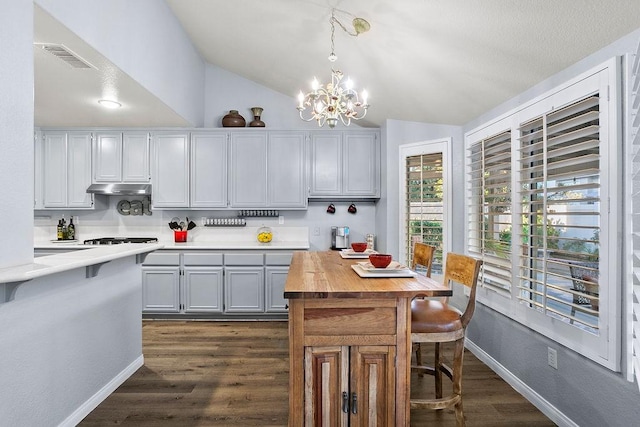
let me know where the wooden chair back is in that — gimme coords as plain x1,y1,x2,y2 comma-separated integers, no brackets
442,253,482,327
412,242,436,277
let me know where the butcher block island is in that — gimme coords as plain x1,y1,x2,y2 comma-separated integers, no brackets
284,251,452,426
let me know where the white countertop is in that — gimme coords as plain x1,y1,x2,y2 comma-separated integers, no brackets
1,243,163,283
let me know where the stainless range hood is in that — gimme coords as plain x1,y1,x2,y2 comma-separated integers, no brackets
86,183,152,196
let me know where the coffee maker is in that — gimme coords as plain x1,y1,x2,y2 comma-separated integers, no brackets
331,226,350,250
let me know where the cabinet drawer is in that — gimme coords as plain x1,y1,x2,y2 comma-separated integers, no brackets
183,252,223,266
304,306,397,336
265,252,293,265
143,252,180,266
224,253,264,266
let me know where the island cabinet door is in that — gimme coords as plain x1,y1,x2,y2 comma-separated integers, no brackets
304,345,395,426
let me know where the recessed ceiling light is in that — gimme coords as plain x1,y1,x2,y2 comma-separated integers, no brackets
98,99,121,109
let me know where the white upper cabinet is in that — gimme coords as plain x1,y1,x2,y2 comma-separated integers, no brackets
190,131,228,208
123,132,151,182
229,132,268,207
229,131,307,209
151,132,190,208
152,131,228,209
267,131,307,209
342,131,379,197
93,131,150,183
309,130,380,198
42,131,94,209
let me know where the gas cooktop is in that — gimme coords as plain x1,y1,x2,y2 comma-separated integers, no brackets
83,237,159,245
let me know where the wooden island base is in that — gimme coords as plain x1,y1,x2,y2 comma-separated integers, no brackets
284,251,451,426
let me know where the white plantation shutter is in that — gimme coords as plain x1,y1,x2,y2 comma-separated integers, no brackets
467,130,512,296
629,38,640,388
517,94,601,332
405,153,445,273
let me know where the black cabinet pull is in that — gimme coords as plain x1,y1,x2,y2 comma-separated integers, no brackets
351,392,358,414
342,391,349,413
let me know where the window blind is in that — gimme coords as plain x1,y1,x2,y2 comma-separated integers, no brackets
467,130,512,295
629,37,640,389
405,153,444,273
517,94,601,332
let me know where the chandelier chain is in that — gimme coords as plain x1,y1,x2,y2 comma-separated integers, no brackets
296,8,370,128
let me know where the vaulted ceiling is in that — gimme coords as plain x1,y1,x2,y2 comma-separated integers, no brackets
34,1,640,128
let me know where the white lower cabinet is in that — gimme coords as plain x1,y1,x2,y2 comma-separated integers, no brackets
224,267,265,312
265,266,289,312
142,252,223,314
142,250,293,317
183,267,224,313
142,266,181,312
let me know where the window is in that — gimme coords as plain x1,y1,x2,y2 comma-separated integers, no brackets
627,38,640,387
517,95,601,334
399,139,451,273
467,130,513,297
465,58,620,370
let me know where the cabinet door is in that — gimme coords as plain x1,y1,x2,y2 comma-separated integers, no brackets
43,132,68,208
183,267,223,313
267,131,307,208
265,266,289,312
93,132,122,182
142,266,180,312
229,132,268,207
66,132,93,208
343,132,379,197
224,267,265,312
122,132,150,182
309,132,342,196
152,132,189,208
304,346,349,426
190,132,228,208
350,345,395,426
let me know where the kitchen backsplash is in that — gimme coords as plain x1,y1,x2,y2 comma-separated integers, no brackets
34,198,377,251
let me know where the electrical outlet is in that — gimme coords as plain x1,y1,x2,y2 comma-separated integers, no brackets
278,215,284,225
547,347,558,369
313,226,321,236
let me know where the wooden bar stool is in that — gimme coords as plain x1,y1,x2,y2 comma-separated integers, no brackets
411,242,436,277
410,252,482,426
411,242,436,373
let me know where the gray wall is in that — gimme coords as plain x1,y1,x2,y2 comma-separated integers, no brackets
0,0,33,268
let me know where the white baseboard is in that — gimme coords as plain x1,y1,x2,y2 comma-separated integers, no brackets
465,340,577,427
58,355,144,427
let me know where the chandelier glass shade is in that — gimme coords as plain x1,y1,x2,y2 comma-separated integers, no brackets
297,9,370,128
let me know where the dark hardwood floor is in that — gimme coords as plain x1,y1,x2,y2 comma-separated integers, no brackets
79,321,556,426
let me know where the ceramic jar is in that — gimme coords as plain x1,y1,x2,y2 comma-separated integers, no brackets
222,110,246,127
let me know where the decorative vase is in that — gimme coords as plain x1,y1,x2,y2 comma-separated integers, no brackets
222,110,246,127
249,107,266,127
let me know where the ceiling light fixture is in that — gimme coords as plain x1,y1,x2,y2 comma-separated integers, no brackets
98,99,122,109
297,8,370,128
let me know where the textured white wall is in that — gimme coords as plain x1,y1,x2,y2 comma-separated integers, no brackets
35,0,206,126
0,258,143,426
0,1,33,268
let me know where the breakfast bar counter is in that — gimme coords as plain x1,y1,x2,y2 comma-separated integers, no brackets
284,250,451,425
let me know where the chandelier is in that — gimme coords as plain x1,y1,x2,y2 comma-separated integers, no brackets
297,9,370,128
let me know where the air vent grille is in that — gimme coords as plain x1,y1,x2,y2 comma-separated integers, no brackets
34,43,95,69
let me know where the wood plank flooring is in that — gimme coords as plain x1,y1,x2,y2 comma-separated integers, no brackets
79,321,556,426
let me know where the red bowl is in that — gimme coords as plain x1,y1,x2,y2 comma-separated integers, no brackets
369,254,392,268
351,242,368,252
